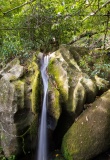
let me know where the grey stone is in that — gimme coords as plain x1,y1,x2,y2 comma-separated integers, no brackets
62,90,110,160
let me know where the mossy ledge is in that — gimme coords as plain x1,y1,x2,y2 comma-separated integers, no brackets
48,58,68,105
28,61,40,114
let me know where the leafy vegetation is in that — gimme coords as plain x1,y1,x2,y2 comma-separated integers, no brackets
0,0,110,57
0,147,15,160
79,49,110,79
0,0,110,74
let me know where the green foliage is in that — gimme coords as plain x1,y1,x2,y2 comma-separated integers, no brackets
1,155,16,160
0,147,16,160
0,0,110,63
91,63,110,79
79,50,110,79
7,155,16,160
1,35,22,57
79,55,92,73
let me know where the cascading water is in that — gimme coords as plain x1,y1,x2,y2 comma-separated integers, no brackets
37,55,49,160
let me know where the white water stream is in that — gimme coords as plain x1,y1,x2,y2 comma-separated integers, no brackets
37,55,49,160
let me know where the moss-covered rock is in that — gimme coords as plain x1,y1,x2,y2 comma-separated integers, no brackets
69,46,89,61
48,47,84,115
48,47,98,117
48,55,68,106
59,45,81,71
0,58,20,74
13,80,24,109
1,45,109,159
61,90,110,160
68,80,86,116
94,75,110,95
0,78,23,157
0,58,23,81
0,56,39,158
81,76,97,103
48,82,61,130
28,61,40,113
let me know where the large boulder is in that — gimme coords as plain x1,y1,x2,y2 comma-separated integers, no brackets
0,58,23,81
0,79,25,156
0,58,39,157
49,46,97,117
61,90,110,160
48,50,69,105
48,46,98,150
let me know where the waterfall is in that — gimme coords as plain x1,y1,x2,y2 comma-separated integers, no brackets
37,55,49,160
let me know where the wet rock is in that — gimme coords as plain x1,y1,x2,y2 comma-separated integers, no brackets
62,90,110,160
0,58,39,157
47,88,61,130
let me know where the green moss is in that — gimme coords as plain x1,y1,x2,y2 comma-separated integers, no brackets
48,82,61,121
31,73,39,113
61,120,93,160
28,61,40,113
48,59,68,104
13,80,25,109
67,81,86,115
32,52,38,62
9,75,17,81
53,88,61,120
61,92,110,160
14,80,24,89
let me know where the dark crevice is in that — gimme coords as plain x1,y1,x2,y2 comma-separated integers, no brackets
53,105,75,150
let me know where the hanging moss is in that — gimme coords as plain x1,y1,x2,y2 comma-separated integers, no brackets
28,61,40,114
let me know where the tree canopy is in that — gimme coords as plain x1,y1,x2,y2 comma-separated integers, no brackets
0,0,110,61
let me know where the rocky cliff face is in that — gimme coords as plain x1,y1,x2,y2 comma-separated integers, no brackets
0,58,38,157
0,45,110,159
48,45,110,154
